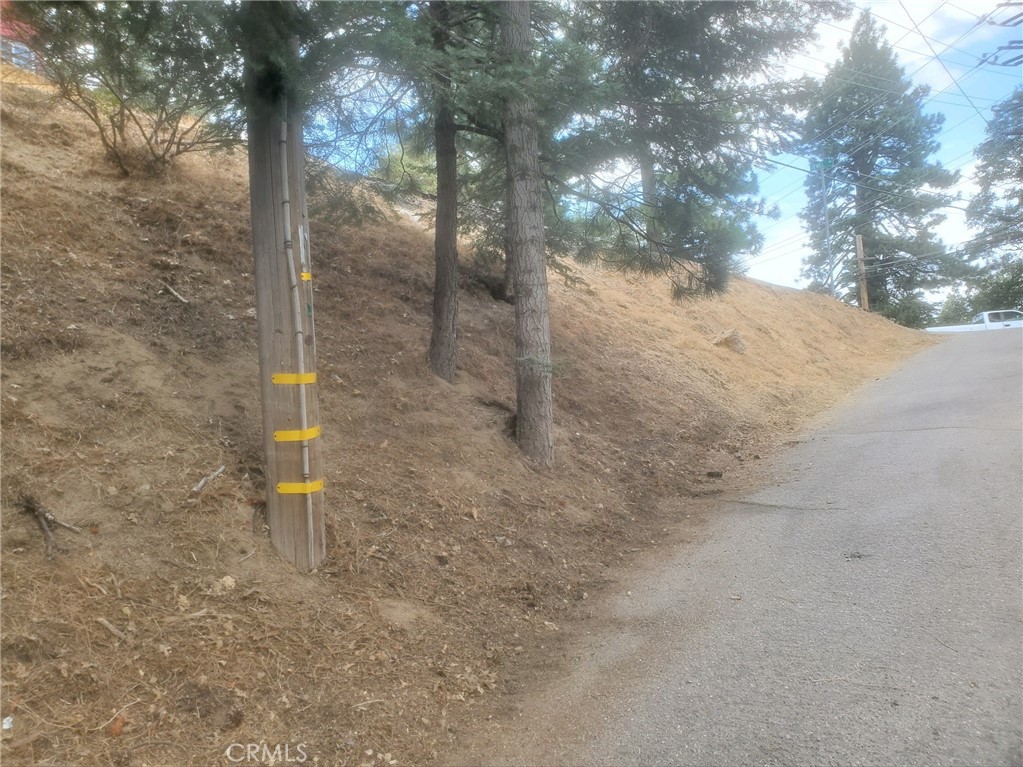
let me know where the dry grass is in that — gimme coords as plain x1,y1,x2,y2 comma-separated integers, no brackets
1,78,932,767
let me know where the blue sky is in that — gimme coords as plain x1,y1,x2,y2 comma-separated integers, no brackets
742,0,1022,289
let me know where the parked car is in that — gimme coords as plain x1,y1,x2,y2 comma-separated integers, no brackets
925,310,1023,333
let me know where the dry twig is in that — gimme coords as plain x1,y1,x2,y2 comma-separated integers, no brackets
161,281,190,304
96,617,129,642
18,493,81,559
192,465,226,494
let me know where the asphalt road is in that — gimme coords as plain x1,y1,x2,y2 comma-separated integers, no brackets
455,330,1023,767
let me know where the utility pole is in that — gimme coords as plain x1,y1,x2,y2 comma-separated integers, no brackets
245,12,326,571
855,233,870,311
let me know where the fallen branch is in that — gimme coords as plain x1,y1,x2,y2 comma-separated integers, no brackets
96,617,129,642
18,494,81,559
161,281,190,304
192,465,226,494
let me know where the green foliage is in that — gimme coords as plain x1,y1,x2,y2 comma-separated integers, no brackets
971,256,1023,311
15,1,381,175
799,11,965,325
15,2,244,175
935,290,973,325
544,0,846,299
375,143,438,197
306,160,389,228
940,256,1023,321
297,1,842,302
966,87,1023,258
882,292,935,329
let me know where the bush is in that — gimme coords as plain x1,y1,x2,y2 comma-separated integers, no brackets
15,3,243,175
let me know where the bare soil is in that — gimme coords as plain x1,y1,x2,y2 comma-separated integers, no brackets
0,71,933,767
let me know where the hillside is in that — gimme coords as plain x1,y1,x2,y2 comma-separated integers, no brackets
0,76,931,767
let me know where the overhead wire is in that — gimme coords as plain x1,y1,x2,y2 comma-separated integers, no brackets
898,0,992,126
649,4,1009,282
845,2,1023,78
797,2,994,162
750,3,983,204
830,12,995,165
744,4,1008,274
749,5,950,191
783,56,1002,106
741,138,988,272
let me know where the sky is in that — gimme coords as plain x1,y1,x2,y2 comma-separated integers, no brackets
741,0,1022,289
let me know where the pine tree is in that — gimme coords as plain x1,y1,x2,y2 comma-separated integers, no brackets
551,1,845,299
427,0,461,382
800,11,962,326
967,86,1023,259
937,89,1023,320
499,0,554,467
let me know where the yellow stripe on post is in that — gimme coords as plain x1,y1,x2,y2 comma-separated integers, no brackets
300,272,312,281
271,372,317,385
277,479,324,495
273,425,321,442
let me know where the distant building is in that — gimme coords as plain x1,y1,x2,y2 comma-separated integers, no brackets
0,1,40,74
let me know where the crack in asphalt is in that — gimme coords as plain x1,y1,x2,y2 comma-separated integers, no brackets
728,499,847,513
831,425,1022,435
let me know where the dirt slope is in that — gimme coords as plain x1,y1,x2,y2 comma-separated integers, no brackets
0,76,931,767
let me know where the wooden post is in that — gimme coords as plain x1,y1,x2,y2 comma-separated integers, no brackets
246,59,326,571
855,234,870,312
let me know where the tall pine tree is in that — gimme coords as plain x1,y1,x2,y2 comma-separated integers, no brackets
499,0,554,467
967,86,1022,259
936,86,1023,320
800,11,962,327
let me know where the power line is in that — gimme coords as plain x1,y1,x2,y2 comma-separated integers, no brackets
746,5,1011,279
750,6,952,192
751,4,1006,200
761,10,1005,244
976,1,1023,28
758,121,979,242
791,5,947,155
742,150,970,211
847,2,1022,76
807,4,995,160
742,141,988,272
898,0,992,126
784,57,1002,106
802,224,1017,283
749,112,987,257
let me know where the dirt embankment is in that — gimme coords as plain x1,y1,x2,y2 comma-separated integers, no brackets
0,76,931,767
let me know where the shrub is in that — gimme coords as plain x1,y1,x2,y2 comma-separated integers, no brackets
15,2,243,175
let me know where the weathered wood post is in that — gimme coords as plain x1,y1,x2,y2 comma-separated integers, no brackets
245,32,326,571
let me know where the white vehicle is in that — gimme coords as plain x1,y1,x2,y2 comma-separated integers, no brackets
925,309,1023,334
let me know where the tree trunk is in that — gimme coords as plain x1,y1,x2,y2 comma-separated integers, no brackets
639,147,660,247
631,10,659,251
245,8,326,571
502,180,515,302
428,0,459,382
499,0,554,467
